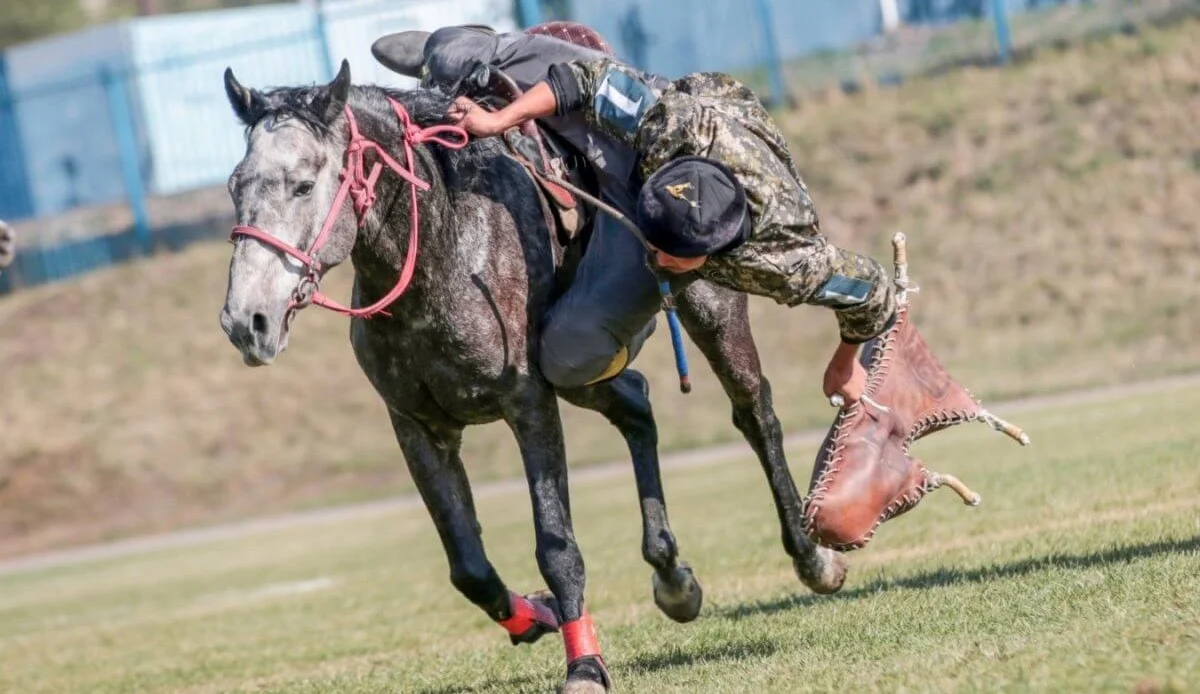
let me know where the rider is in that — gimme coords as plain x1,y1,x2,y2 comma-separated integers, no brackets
374,26,895,402
373,25,668,388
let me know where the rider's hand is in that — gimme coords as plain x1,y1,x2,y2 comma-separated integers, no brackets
447,97,508,138
823,341,866,405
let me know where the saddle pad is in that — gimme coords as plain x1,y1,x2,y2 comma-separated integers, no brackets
524,21,614,55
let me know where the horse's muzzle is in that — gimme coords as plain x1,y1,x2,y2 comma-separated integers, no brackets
220,306,287,366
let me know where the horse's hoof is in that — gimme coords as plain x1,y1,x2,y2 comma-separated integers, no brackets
559,680,608,694
794,546,849,595
560,655,612,693
652,562,704,623
508,590,561,646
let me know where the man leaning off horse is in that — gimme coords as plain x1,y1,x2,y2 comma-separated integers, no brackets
450,54,899,401
373,25,677,391
375,27,895,403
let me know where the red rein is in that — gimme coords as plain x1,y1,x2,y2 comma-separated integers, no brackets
231,99,469,319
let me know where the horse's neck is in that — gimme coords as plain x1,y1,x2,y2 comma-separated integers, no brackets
349,146,456,306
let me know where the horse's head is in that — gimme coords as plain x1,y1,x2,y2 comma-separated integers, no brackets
218,61,357,366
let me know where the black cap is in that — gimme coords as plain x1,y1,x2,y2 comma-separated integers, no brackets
636,157,751,258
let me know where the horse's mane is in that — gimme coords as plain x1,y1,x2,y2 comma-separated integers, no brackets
247,83,505,190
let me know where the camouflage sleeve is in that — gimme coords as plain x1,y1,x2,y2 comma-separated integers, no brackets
812,247,897,344
544,59,663,153
706,234,896,344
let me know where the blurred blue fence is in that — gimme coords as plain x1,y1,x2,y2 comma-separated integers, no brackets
0,0,1194,295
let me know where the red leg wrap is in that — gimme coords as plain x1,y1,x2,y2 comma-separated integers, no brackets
498,591,558,637
561,613,602,663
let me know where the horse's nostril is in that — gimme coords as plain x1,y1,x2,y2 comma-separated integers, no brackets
251,312,269,336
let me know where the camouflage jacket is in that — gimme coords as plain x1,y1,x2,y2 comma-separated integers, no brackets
545,59,896,343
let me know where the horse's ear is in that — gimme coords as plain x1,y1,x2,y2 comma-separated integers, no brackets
224,67,266,126
317,60,352,124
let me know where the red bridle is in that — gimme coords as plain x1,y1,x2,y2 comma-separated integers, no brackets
230,98,469,319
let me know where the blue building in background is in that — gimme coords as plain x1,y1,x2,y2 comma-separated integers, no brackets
0,56,33,220
0,0,516,222
4,23,143,220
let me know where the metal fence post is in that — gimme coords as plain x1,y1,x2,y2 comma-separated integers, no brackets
879,0,902,33
991,0,1013,64
753,0,790,106
0,57,34,220
517,0,543,27
313,0,336,81
100,67,153,255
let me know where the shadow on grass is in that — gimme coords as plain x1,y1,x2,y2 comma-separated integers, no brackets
411,637,779,693
411,671,550,694
393,538,1200,692
619,636,778,674
719,534,1200,621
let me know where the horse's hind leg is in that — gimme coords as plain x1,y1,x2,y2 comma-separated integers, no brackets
387,410,559,646
504,382,612,694
676,281,849,594
558,370,703,623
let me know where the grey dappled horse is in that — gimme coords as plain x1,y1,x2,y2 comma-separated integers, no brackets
218,61,844,692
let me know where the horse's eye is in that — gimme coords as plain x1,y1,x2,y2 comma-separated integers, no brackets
294,181,315,197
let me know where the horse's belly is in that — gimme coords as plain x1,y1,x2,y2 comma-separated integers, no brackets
425,375,508,424
355,324,524,427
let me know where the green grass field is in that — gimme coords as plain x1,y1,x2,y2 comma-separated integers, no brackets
1,380,1196,694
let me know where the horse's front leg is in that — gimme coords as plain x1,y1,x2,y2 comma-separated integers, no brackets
504,384,612,694
676,281,849,594
387,409,560,645
557,370,703,624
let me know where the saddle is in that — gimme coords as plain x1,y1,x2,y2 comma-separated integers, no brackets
482,69,591,246
524,20,614,54
802,233,1031,551
470,21,615,246
372,21,611,247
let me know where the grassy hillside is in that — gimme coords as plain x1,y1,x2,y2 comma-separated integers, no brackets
1,17,1198,556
